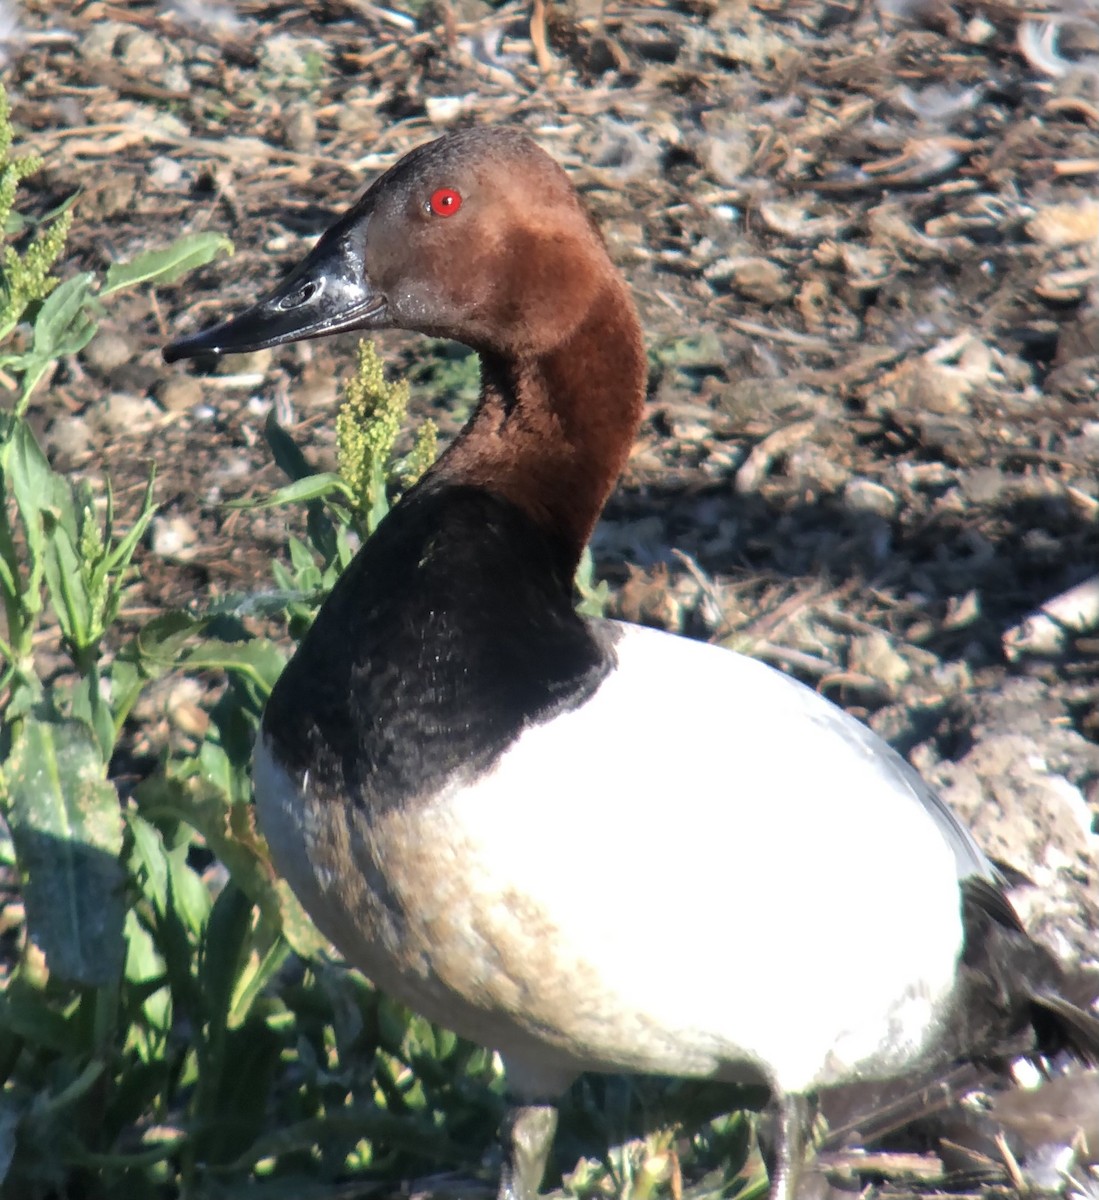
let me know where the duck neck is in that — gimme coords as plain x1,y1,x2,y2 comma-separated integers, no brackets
436,278,647,575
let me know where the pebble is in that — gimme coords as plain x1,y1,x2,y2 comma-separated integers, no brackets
707,256,791,304
283,103,317,153
426,96,473,126
216,348,273,376
45,415,92,460
96,392,160,435
963,14,996,42
167,678,209,738
158,375,204,413
116,30,167,70
166,0,243,34
843,477,899,519
160,64,190,93
149,514,199,561
960,466,1005,505
83,332,131,375
148,155,185,188
80,21,125,62
336,99,381,136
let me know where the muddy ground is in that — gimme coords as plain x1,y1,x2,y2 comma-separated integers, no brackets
6,0,1099,1188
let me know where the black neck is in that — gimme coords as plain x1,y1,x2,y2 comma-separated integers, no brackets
263,480,613,809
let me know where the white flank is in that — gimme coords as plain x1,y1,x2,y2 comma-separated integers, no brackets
255,621,968,1101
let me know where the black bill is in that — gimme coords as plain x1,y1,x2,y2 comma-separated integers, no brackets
163,211,384,363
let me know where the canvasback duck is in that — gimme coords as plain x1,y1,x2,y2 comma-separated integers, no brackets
164,127,1099,1200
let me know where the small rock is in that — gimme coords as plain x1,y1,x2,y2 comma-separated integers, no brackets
96,392,160,435
786,444,849,495
282,103,316,152
80,21,125,62
707,256,791,304
843,478,898,519
116,29,167,70
960,466,1005,505
167,678,209,738
425,95,473,126
45,415,92,460
160,64,190,93
1027,200,1099,248
215,348,273,376
336,96,381,136
148,155,185,188
149,514,199,561
165,0,243,33
700,114,753,186
157,375,204,413
942,590,981,630
963,14,995,42
82,332,131,374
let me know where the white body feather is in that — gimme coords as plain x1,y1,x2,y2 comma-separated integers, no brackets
256,621,967,1100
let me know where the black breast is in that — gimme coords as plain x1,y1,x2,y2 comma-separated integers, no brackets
261,479,612,812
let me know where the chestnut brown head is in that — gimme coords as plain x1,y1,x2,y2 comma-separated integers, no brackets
164,127,614,365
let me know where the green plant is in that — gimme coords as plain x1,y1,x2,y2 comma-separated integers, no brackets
221,339,438,639
0,81,246,1197
0,83,757,1197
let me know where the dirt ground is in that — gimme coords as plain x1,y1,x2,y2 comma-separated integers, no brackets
7,0,1099,1188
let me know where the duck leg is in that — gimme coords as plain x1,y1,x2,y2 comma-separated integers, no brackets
763,1092,811,1200
498,1102,558,1200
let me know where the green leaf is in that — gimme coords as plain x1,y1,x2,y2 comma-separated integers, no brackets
69,672,116,761
119,610,207,676
127,813,170,917
263,409,313,483
108,656,143,733
180,638,286,696
30,271,98,360
5,418,54,575
228,933,289,1028
101,232,234,296
122,910,167,1005
102,467,157,574
0,987,82,1056
206,587,321,619
4,716,125,987
166,839,212,938
224,472,352,510
200,882,253,1031
194,1015,281,1167
41,516,91,653
136,773,329,963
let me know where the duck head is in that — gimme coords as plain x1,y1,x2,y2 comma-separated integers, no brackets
164,127,616,364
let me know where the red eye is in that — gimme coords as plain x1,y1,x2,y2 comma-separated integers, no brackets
429,187,462,217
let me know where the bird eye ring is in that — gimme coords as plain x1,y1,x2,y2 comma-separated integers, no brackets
429,188,462,217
